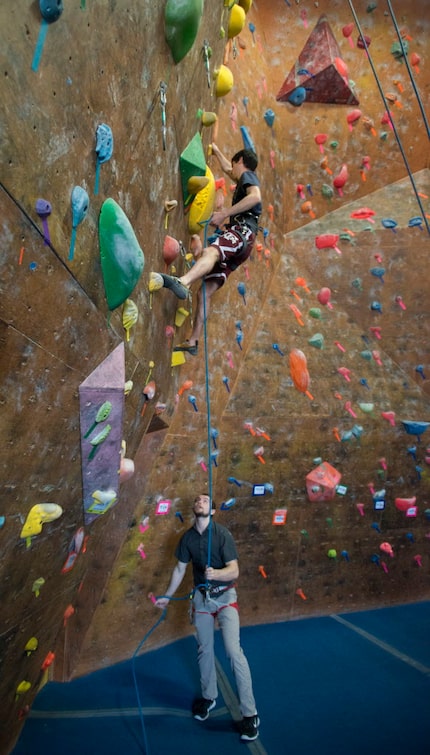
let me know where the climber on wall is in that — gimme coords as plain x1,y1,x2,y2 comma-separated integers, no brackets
150,143,262,355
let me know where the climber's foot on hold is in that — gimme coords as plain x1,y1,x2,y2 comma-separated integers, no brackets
161,274,190,300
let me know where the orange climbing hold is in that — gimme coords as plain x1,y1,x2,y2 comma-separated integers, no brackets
289,348,314,400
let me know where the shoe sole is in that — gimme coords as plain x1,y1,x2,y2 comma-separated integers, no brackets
173,345,198,355
161,274,189,300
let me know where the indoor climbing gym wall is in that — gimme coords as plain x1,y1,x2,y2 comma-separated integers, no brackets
1,1,429,752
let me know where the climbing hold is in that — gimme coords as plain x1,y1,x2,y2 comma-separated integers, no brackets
401,420,430,441
228,4,246,38
88,425,112,460
321,183,334,199
94,123,113,195
342,23,354,47
15,681,32,700
263,109,275,128
381,218,398,232
188,395,198,411
214,64,234,97
308,333,324,349
99,198,144,310
287,87,307,107
39,0,63,23
315,234,342,254
346,108,362,130
350,207,375,222
391,39,408,60
141,380,156,417
289,349,313,401
380,542,394,557
381,411,396,426
32,578,45,597
317,287,333,308
327,549,337,559
20,504,63,548
68,186,89,261
314,133,328,153
162,236,180,269
84,400,112,438
357,33,371,49
122,299,138,342
35,198,52,244
165,0,203,64
198,109,217,128
333,164,348,196
24,637,39,656
237,281,247,304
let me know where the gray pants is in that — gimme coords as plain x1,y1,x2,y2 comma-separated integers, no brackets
193,587,256,717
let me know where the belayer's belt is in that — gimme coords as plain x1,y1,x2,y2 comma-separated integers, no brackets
198,583,235,598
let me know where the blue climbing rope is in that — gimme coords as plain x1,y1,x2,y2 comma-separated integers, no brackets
347,0,430,235
131,608,167,754
200,217,214,569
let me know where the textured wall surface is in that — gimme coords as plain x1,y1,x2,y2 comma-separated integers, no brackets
1,1,429,752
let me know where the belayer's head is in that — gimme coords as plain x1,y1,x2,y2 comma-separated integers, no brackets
231,148,258,171
193,494,216,518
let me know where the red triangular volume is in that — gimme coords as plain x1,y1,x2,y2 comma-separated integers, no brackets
276,15,359,106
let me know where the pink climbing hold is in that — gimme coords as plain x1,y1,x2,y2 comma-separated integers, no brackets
314,133,328,154
317,287,333,308
342,23,355,48
346,108,362,131
380,542,394,557
381,411,396,426
350,207,376,222
333,164,348,196
315,234,342,254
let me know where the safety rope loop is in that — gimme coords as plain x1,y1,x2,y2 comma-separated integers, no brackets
347,0,430,235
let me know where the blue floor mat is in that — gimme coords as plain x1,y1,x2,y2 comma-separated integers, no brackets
13,602,430,755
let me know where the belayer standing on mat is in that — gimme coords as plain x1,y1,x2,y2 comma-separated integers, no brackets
150,143,262,356
154,494,260,742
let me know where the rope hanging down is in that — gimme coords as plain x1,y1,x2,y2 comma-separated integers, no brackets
200,217,214,570
347,0,430,235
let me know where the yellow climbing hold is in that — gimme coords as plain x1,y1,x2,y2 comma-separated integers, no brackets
175,307,190,328
214,64,234,97
122,298,138,341
238,0,253,13
20,504,63,547
171,351,186,367
228,4,246,38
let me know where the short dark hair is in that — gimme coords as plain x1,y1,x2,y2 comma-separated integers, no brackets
231,148,258,171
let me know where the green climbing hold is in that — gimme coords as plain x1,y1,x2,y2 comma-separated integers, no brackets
321,183,334,199
308,333,324,349
391,39,409,60
165,0,203,64
99,199,144,311
308,307,322,320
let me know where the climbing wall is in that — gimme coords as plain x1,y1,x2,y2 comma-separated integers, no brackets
1,1,429,752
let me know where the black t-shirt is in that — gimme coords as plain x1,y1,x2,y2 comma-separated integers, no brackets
230,170,262,232
175,521,238,588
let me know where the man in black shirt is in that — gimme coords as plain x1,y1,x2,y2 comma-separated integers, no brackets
155,494,259,742
150,144,262,356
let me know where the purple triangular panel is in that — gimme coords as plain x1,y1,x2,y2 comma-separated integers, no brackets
79,343,125,525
